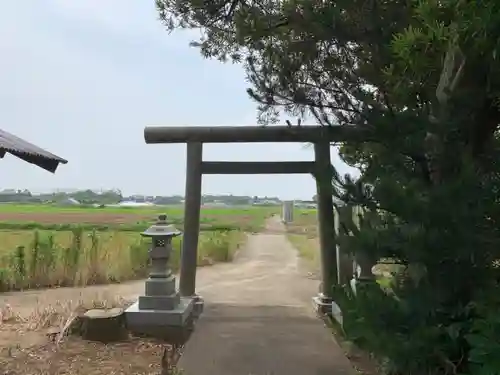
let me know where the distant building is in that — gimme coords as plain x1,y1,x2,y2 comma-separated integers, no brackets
252,199,281,206
294,200,318,209
202,201,228,207
0,189,35,203
116,201,156,207
58,197,81,206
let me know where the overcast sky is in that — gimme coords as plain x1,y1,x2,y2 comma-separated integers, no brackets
0,1,357,199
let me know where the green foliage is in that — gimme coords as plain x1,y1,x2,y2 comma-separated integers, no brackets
0,220,253,233
157,0,500,373
333,168,500,374
334,283,441,374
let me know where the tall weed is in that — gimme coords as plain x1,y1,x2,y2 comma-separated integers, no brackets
0,228,243,291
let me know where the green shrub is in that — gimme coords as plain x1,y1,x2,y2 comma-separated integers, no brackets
333,177,500,375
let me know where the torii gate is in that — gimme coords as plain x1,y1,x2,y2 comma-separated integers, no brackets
144,125,368,313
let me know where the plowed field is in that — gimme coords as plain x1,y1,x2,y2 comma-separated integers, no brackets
0,212,152,224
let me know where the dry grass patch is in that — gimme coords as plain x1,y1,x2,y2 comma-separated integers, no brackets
286,211,320,275
286,209,318,236
0,294,184,374
287,234,320,275
0,229,245,292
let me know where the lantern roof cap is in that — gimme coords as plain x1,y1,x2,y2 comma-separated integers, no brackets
141,214,182,237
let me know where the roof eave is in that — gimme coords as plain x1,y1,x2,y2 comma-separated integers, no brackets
4,150,68,173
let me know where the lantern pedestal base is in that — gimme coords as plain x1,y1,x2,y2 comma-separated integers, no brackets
138,293,181,310
125,297,195,342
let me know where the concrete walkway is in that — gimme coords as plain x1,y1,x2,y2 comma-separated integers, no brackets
179,217,354,375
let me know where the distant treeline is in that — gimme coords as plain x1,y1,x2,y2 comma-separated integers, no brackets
0,189,123,205
0,189,284,206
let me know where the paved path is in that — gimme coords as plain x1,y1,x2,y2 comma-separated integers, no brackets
179,217,354,375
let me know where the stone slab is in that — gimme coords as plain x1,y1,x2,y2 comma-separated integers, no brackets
179,303,355,375
145,276,177,296
125,297,194,331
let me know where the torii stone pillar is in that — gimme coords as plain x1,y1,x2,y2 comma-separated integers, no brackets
312,142,338,313
179,142,205,315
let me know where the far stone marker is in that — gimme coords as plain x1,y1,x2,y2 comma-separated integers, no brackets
281,200,294,224
125,214,194,339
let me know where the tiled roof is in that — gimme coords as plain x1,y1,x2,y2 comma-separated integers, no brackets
0,129,68,173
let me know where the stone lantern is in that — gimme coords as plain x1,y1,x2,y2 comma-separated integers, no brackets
125,214,194,338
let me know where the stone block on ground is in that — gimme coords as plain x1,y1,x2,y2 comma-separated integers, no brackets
125,297,195,344
81,308,128,343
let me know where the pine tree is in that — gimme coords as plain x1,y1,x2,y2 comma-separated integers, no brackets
156,0,500,372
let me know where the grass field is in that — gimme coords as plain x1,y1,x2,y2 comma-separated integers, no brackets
286,208,317,233
0,204,278,232
0,204,278,292
285,209,320,271
0,203,265,215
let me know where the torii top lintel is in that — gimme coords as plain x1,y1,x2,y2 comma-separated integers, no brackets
144,125,369,144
